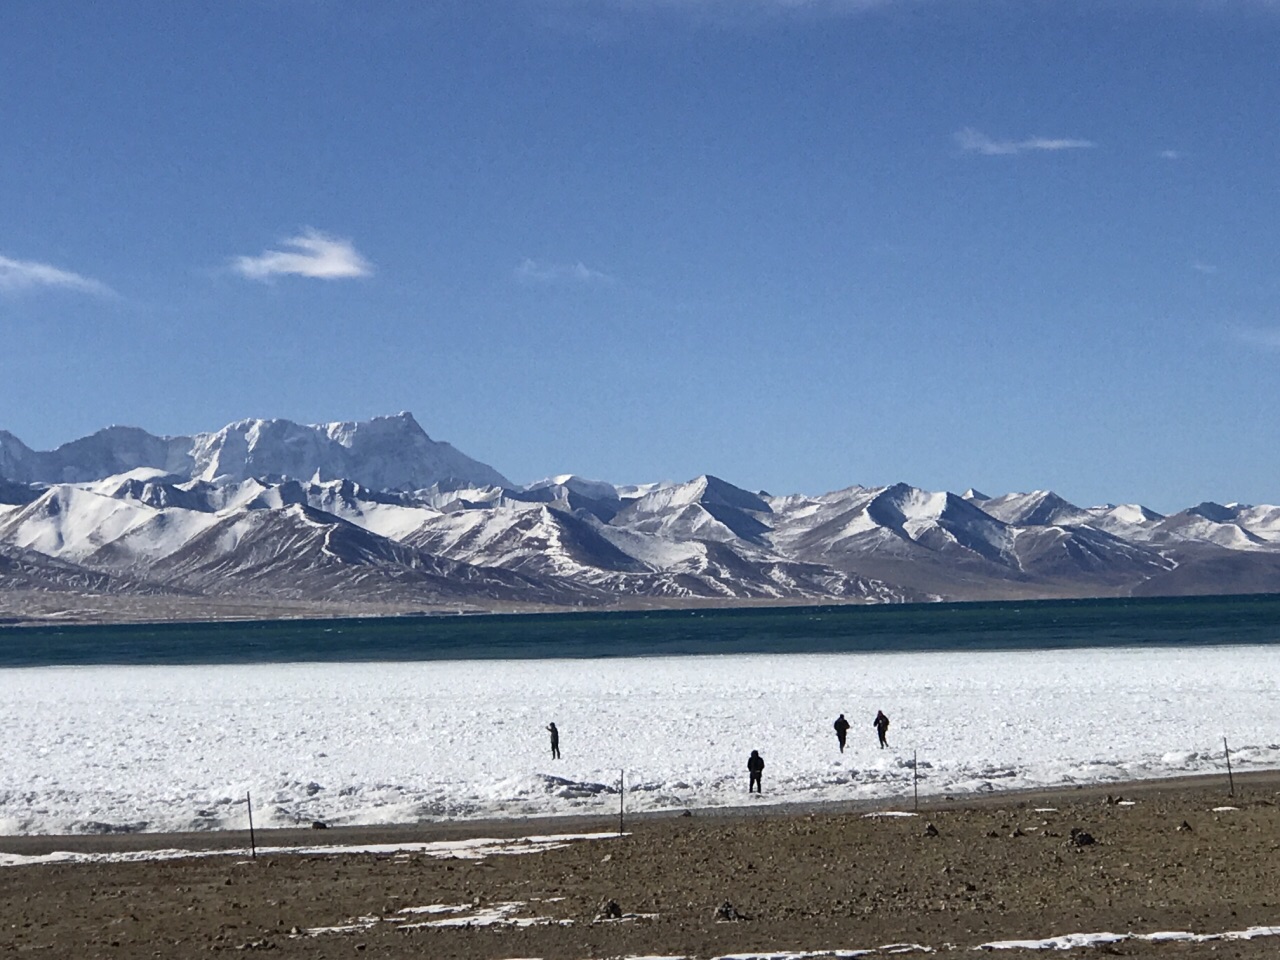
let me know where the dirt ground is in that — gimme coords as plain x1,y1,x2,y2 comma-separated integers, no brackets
3,773,1279,959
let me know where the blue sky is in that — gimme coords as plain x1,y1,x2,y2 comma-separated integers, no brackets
2,0,1277,512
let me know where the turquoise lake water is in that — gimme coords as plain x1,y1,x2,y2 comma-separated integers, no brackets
2,593,1279,666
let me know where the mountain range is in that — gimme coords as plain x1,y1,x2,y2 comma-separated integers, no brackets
2,413,1277,624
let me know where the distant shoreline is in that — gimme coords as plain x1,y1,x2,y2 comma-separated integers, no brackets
6,589,1280,628
0,767,1268,857
0,592,881,630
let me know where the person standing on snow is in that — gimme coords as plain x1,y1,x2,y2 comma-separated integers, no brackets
547,722,561,759
747,749,764,793
834,713,851,753
873,710,890,749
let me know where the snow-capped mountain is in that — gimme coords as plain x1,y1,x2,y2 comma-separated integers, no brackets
968,489,1089,528
611,475,774,543
0,412,508,491
2,414,1278,623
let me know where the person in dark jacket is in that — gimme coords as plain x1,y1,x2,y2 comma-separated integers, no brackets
834,713,851,753
873,710,890,749
747,749,764,792
547,722,560,759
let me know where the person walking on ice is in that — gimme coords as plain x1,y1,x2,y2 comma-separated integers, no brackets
747,749,764,793
873,710,890,749
546,722,560,759
834,713,850,753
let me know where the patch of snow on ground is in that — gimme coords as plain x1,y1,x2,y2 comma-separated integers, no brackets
403,901,573,928
0,832,616,868
979,932,1126,950
303,899,577,936
977,924,1280,951
713,950,918,958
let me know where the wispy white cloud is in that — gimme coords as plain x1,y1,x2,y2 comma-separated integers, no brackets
0,254,114,297
1159,149,1184,160
955,127,1096,157
1233,325,1280,350
537,0,902,35
514,258,613,284
233,229,373,281
1191,261,1218,275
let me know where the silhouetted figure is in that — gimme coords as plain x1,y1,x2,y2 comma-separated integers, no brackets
834,713,850,753
547,722,560,759
873,710,890,749
747,749,764,793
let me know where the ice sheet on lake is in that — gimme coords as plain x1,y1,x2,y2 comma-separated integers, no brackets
0,646,1277,834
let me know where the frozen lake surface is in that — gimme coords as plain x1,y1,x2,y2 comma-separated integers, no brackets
2,645,1277,835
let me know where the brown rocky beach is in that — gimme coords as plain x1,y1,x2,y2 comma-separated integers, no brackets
3,772,1279,959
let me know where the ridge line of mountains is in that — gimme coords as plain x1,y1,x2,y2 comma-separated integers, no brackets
2,413,1277,624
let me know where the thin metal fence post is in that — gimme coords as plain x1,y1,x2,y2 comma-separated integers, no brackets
247,791,257,858
913,749,919,812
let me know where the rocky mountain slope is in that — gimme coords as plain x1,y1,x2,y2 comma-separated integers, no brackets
1,414,1277,622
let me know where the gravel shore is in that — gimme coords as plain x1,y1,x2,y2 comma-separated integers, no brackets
3,771,1279,959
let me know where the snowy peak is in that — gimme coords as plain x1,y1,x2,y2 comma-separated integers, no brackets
864,483,949,528
321,410,420,447
614,475,773,543
1145,501,1280,550
863,484,1003,537
306,412,509,489
0,426,191,484
864,484,1013,562
1080,503,1165,535
524,474,622,503
514,475,627,521
0,414,510,492
625,475,772,516
52,426,192,482
1100,503,1164,524
1186,501,1243,524
978,490,1085,527
0,430,33,481
0,484,157,561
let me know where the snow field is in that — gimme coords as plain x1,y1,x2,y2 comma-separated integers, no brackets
0,645,1277,835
